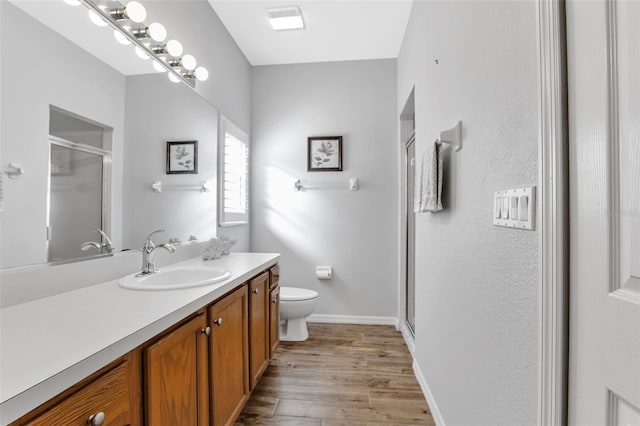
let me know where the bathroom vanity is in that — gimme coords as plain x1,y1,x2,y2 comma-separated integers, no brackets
0,253,280,425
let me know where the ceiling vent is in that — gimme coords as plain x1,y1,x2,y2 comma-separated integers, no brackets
266,6,305,31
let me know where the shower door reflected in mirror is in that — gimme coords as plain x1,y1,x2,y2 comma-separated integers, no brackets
48,139,110,263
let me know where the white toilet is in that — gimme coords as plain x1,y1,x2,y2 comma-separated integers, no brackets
279,287,319,341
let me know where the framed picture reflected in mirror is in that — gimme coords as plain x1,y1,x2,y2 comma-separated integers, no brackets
166,140,198,174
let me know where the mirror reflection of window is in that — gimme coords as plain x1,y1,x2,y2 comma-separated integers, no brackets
48,107,112,263
219,117,249,226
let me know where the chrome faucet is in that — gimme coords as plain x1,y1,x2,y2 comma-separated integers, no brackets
137,229,176,277
81,229,115,254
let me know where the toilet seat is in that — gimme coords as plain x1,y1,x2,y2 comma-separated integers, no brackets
280,287,318,302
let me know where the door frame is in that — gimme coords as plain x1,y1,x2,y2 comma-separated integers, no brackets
404,133,416,337
536,0,569,425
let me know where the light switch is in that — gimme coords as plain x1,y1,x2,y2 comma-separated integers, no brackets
519,195,529,221
502,197,510,219
493,186,535,230
510,196,519,221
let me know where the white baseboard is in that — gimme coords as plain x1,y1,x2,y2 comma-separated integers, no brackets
399,322,416,358
307,314,398,326
412,359,446,426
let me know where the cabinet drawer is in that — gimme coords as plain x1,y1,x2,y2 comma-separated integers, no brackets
22,360,133,426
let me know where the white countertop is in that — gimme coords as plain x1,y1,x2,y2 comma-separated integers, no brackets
0,252,279,425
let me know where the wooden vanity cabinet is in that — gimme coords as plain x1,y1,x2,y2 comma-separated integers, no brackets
209,284,249,426
142,311,209,426
248,271,270,390
11,353,141,426
269,265,280,357
9,264,280,426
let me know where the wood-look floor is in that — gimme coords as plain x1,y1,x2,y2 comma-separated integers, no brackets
236,323,435,426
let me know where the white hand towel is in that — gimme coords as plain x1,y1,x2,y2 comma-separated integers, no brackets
414,141,443,213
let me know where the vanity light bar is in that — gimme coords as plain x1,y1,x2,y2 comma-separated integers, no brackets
77,0,204,88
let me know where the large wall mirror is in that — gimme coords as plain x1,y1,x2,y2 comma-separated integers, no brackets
0,0,219,270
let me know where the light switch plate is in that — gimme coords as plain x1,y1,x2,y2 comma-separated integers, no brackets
493,186,535,230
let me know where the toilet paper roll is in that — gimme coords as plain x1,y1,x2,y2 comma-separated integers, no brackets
316,266,332,280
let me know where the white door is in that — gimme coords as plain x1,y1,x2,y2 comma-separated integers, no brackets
567,0,640,424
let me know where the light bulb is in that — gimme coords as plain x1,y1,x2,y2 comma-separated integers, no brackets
181,54,197,71
125,1,146,23
168,72,181,83
194,66,209,81
152,60,167,72
148,23,167,42
135,46,149,60
89,7,108,27
166,39,183,57
114,29,131,45
64,0,81,6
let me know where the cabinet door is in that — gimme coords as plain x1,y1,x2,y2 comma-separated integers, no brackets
144,313,209,426
269,264,279,290
20,355,138,426
209,285,249,426
269,285,280,358
249,272,270,390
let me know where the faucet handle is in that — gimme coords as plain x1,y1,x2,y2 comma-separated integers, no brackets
161,243,177,253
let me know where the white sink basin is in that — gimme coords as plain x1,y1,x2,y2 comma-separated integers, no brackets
119,266,231,290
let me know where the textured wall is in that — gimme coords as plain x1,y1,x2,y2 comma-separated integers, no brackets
251,60,398,318
397,1,540,424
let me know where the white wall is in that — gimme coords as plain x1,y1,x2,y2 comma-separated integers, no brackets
123,74,218,249
0,2,125,269
251,60,398,319
142,1,252,250
397,1,539,425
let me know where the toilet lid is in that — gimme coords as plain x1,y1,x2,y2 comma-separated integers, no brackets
280,287,318,301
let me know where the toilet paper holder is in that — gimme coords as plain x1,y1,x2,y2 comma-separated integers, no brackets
316,266,333,280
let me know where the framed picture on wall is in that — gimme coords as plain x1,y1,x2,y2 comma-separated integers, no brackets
307,136,343,172
166,141,198,174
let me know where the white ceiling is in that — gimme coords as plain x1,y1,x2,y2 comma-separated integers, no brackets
10,0,413,75
208,0,414,66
